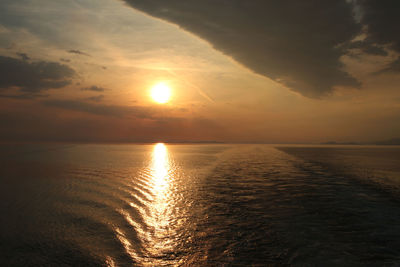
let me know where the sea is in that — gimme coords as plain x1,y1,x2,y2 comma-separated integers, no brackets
1,143,400,266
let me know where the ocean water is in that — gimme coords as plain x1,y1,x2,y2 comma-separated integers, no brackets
1,144,400,266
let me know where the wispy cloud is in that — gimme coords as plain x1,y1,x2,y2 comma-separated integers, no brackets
0,93,48,99
81,85,107,92
42,99,154,118
67,49,91,57
16,52,30,61
85,95,104,102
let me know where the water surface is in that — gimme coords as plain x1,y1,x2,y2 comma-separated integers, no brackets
1,144,400,266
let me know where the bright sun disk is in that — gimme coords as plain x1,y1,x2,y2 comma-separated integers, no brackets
151,82,171,104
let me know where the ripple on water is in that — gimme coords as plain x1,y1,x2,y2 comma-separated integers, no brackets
1,144,400,266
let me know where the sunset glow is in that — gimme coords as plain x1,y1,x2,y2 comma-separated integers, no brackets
2,0,400,266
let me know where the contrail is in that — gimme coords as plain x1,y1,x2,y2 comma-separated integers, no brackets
164,68,215,103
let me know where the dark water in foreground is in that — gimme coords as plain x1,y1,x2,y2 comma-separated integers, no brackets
1,144,400,266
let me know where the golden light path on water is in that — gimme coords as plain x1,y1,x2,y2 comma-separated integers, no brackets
152,143,171,194
144,143,177,264
113,143,181,265
150,143,172,232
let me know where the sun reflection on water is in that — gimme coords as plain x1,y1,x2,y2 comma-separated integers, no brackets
146,143,176,259
118,143,180,265
152,143,170,193
150,143,171,230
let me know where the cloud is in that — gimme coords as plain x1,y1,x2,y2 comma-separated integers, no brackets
124,0,361,97
16,52,30,61
85,95,104,102
347,40,388,56
0,93,48,99
0,55,75,93
67,49,90,56
346,1,400,74
357,0,400,53
373,57,400,75
352,0,400,74
81,85,106,92
42,99,153,118
0,102,222,143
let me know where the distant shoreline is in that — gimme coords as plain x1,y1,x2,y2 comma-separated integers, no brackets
321,138,400,146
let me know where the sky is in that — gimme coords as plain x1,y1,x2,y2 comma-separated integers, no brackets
0,0,399,143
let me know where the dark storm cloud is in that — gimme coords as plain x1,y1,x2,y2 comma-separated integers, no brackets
350,1,400,74
374,57,400,75
42,99,153,118
81,85,106,92
67,49,90,56
347,40,388,56
357,0,400,53
124,0,361,97
0,55,75,93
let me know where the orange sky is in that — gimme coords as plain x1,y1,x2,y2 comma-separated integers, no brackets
0,0,399,143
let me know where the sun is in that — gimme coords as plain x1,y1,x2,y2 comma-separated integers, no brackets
150,82,171,104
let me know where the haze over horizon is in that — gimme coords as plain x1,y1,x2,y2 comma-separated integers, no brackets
1,0,399,143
